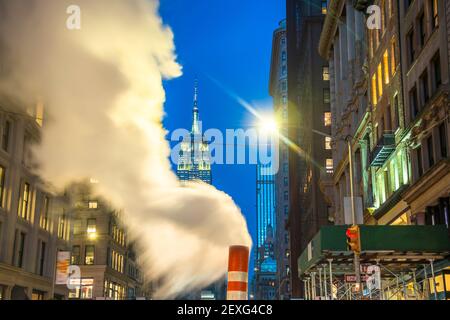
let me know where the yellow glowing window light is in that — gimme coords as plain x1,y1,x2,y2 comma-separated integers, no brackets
377,63,383,98
371,74,378,106
383,50,390,84
324,112,332,126
391,39,396,75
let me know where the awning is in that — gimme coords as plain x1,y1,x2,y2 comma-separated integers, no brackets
298,225,450,277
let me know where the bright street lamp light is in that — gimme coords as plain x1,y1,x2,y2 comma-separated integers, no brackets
257,116,279,135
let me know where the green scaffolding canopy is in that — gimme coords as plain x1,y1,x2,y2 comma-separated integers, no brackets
298,225,450,277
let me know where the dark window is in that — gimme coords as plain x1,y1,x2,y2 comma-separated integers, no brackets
283,177,288,187
0,166,5,208
385,105,392,132
417,146,423,177
1,120,11,152
418,11,426,48
323,88,330,104
439,123,448,158
427,136,434,168
38,242,46,276
406,28,415,66
71,246,81,265
409,85,419,120
431,51,441,92
419,69,429,106
405,0,413,11
393,94,400,129
17,232,26,268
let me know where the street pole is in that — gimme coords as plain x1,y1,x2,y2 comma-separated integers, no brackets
347,137,361,299
328,259,334,300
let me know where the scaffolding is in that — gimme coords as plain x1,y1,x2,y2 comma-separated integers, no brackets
298,225,450,300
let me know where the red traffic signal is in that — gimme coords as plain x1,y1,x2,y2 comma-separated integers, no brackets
346,225,361,253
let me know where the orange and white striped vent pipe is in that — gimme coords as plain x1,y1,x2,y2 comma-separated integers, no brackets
227,245,249,300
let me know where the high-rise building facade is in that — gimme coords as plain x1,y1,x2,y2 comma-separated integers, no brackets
177,82,212,185
175,82,225,300
0,102,70,300
286,0,332,297
255,164,276,299
66,182,149,300
317,0,450,300
256,164,276,253
269,19,291,300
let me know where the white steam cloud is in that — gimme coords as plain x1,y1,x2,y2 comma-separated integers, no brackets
0,0,251,298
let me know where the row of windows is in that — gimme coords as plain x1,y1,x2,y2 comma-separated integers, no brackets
405,0,439,68
370,0,395,57
415,123,448,178
71,245,95,265
112,224,126,246
371,41,397,106
409,50,441,121
6,229,48,277
111,249,124,273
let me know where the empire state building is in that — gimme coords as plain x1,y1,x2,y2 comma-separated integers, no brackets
176,81,212,184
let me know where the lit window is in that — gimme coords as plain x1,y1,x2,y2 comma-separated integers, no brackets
390,39,396,75
325,137,332,150
324,112,332,126
73,219,82,235
19,182,30,220
377,63,383,97
322,66,330,81
58,214,67,239
372,74,378,105
85,245,95,265
321,1,327,14
87,218,97,237
39,196,50,230
326,159,333,174
35,102,44,127
88,201,98,209
383,50,390,84
430,0,438,29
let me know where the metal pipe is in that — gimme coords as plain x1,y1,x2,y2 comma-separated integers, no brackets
347,137,361,297
429,259,438,300
323,264,328,300
423,264,429,300
319,267,323,298
328,259,334,300
412,269,419,300
311,272,316,300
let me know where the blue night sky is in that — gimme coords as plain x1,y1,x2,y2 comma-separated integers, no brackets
159,0,285,275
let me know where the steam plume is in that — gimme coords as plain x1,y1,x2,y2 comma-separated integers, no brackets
0,0,251,298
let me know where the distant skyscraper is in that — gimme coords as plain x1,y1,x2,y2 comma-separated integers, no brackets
176,81,224,300
256,164,276,252
255,163,277,299
177,81,212,184
269,19,291,300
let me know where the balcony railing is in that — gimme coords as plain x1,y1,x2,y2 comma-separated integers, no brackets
370,132,396,167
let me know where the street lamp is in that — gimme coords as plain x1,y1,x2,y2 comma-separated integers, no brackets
257,115,279,135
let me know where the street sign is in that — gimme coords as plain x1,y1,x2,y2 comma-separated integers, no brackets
344,274,369,283
366,265,381,290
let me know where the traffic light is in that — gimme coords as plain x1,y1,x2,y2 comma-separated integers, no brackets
346,225,361,253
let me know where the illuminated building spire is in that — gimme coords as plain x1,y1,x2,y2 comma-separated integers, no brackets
192,79,200,134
